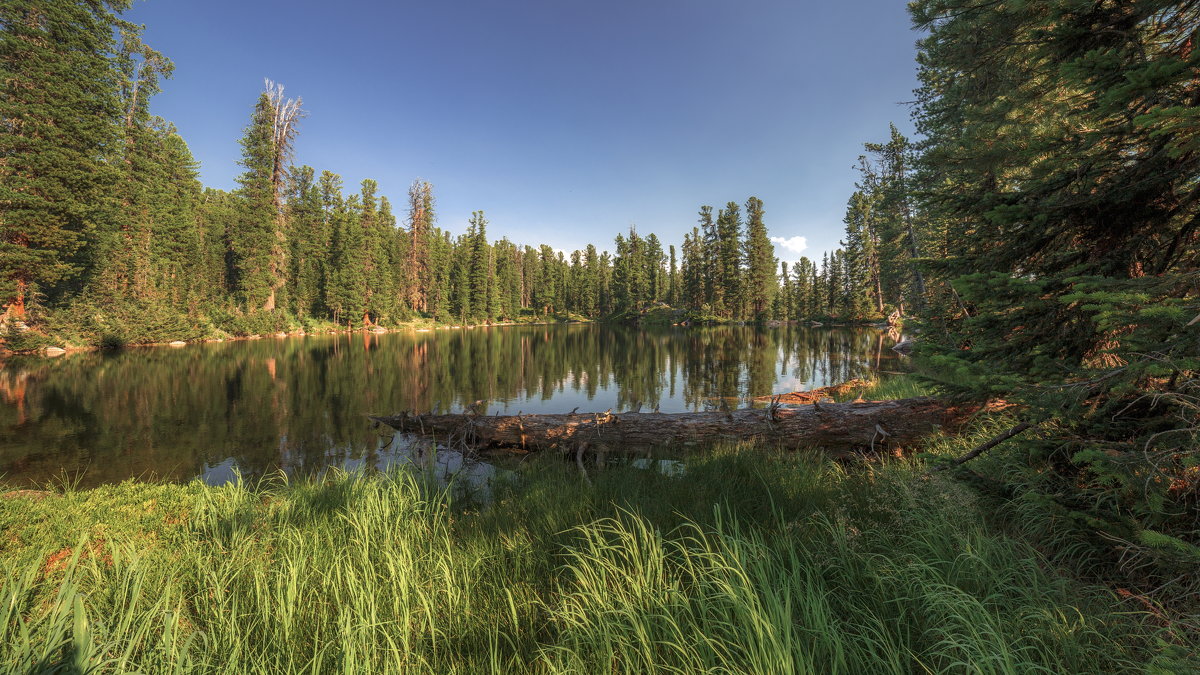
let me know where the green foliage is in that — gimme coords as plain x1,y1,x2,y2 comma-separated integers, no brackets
230,94,282,312
2,11,802,336
44,298,204,347
1,446,1184,672
905,0,1200,598
0,0,129,315
0,325,59,353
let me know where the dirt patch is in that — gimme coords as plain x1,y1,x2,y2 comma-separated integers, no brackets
2,489,55,501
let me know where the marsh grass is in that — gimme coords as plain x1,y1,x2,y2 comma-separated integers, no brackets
1,438,1191,673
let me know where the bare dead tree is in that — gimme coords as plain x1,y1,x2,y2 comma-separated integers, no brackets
260,79,306,311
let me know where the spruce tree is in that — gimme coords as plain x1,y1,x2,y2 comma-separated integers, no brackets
1,0,128,317
405,180,435,314
582,244,600,317
466,211,493,323
841,189,884,318
743,196,776,321
698,206,722,316
911,0,1200,571
667,244,681,308
286,166,326,317
230,93,277,312
715,202,743,319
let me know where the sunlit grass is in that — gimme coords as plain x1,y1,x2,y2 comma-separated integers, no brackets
833,374,932,402
0,441,1187,673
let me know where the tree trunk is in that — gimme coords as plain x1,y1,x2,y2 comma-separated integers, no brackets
372,397,986,457
7,279,26,318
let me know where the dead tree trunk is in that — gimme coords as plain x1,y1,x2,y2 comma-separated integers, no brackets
372,398,985,456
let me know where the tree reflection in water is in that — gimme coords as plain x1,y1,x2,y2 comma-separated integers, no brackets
0,325,905,487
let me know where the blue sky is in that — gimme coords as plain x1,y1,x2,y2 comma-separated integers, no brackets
127,0,921,263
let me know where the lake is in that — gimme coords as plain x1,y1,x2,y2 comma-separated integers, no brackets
0,324,905,488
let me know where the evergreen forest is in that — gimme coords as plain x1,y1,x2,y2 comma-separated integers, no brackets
1,1,1198,671
3,1,992,350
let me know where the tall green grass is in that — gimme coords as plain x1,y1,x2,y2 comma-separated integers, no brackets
1,443,1190,673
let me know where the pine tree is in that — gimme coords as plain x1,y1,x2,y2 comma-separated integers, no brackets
493,238,521,320
667,244,681,308
644,233,665,305
681,228,705,312
841,188,884,318
536,244,559,315
466,211,493,323
260,81,303,312
773,262,792,320
910,0,1200,569
865,125,925,313
715,202,743,319
1,0,128,317
322,173,365,326
582,244,600,317
358,179,389,325
698,206,722,316
286,166,326,317
376,195,401,321
230,93,278,311
405,180,435,314
743,196,776,321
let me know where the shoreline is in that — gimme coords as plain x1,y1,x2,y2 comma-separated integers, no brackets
1,317,899,360
0,318,593,359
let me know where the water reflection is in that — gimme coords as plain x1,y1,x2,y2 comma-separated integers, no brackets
0,325,905,488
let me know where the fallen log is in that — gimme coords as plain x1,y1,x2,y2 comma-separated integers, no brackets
372,397,987,456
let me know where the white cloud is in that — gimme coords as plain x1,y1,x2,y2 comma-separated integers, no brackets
770,235,808,258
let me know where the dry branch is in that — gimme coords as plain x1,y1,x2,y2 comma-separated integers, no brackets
933,422,1037,471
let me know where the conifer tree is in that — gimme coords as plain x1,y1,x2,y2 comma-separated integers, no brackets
645,233,665,305
743,196,776,321
493,238,521,320
466,212,493,323
285,166,326,317
865,126,925,313
909,0,1200,576
841,189,884,318
322,174,365,325
0,0,129,317
230,93,278,311
715,202,743,319
358,179,389,325
260,81,303,311
667,244,681,308
405,180,435,314
582,244,600,317
773,262,792,320
698,206,722,316
536,244,559,314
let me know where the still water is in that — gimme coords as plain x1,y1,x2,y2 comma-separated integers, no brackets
0,324,905,488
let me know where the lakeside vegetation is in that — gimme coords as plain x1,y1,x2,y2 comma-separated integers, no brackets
3,378,1196,671
2,0,1197,671
2,419,1195,673
2,2,946,351
0,325,891,488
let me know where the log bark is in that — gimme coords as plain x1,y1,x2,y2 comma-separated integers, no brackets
372,397,985,456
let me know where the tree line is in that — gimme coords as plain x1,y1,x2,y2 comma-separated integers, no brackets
2,0,853,344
